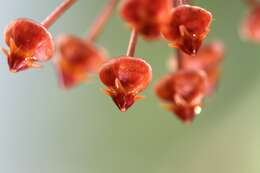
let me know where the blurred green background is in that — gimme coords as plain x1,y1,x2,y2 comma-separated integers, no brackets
0,0,260,173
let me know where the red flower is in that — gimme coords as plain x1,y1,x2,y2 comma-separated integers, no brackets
55,35,107,89
162,5,212,55
241,4,260,42
155,70,207,123
2,19,54,72
99,56,152,112
176,41,224,94
120,0,172,39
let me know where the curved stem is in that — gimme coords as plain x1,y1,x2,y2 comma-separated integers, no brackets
41,0,77,29
86,0,117,42
127,29,138,57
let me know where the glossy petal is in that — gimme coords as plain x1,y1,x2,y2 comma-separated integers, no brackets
120,0,172,39
162,5,212,55
99,56,152,111
55,35,107,89
3,18,54,72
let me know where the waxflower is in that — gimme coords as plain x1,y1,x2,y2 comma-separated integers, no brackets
55,36,107,89
1,0,77,72
99,29,152,112
241,0,260,42
55,0,116,89
120,0,172,40
162,5,212,55
175,41,225,94
154,70,207,123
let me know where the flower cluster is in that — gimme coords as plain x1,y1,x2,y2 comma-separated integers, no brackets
6,0,259,123
100,0,214,115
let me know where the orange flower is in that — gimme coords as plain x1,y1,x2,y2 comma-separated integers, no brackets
155,70,207,123
54,0,116,89
162,5,212,55
1,0,77,72
99,57,152,112
120,0,172,39
2,19,54,72
175,41,224,94
55,35,107,89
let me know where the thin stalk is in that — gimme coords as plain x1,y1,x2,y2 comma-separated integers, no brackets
176,50,183,69
86,0,117,42
126,29,138,57
41,0,77,29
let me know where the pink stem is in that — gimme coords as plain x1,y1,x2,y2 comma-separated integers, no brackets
86,0,117,42
127,29,138,57
41,0,77,29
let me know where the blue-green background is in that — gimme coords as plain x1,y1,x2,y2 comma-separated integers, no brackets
0,0,259,173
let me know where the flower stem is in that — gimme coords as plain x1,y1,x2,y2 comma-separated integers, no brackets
41,0,77,29
86,0,117,42
127,28,138,57
176,49,185,70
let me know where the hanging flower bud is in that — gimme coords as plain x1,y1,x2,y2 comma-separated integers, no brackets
155,70,207,123
120,0,172,40
241,4,260,42
2,19,54,72
1,0,77,72
99,56,152,112
162,5,212,55
55,35,107,89
172,41,224,95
